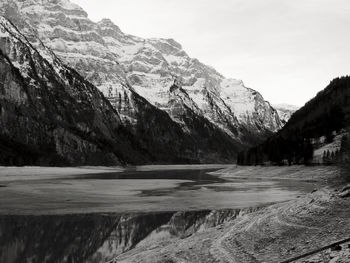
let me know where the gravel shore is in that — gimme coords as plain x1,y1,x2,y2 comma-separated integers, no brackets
113,165,350,263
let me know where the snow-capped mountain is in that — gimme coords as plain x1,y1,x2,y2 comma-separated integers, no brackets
97,16,283,139
0,0,289,165
0,15,149,165
0,13,246,165
273,104,299,125
1,0,282,141
0,13,242,164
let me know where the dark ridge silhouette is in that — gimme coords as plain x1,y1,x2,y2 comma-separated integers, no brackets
238,76,350,165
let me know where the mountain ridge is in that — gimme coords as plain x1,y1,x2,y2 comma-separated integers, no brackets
0,15,148,165
273,104,299,125
0,0,283,139
0,0,294,165
238,76,350,165
0,15,244,165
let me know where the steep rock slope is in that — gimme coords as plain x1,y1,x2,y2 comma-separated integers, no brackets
273,104,299,125
0,0,282,145
0,15,243,164
97,20,282,138
1,0,249,162
0,16,154,165
0,17,197,165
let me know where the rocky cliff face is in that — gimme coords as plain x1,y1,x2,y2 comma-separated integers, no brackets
0,0,282,148
96,18,282,140
0,16,155,165
273,104,299,125
0,14,242,164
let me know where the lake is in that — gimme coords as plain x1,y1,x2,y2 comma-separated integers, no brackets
0,165,318,262
0,165,316,214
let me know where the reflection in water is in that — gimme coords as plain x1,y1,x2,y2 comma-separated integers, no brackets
0,209,242,263
76,169,222,181
0,167,318,262
77,169,225,189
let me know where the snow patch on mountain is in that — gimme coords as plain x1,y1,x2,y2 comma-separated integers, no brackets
0,0,284,145
273,104,299,125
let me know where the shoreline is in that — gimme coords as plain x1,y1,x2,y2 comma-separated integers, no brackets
0,165,348,262
0,165,318,216
113,165,350,263
114,188,350,263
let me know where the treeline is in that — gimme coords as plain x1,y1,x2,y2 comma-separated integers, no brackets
237,76,350,165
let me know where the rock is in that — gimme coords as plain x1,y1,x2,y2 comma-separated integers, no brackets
329,256,340,263
273,104,299,125
0,15,242,165
0,16,147,166
341,185,350,191
330,244,342,251
339,190,350,198
0,0,285,165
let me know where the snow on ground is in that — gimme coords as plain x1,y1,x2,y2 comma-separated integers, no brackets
163,54,187,65
273,103,299,124
220,78,257,120
273,103,299,111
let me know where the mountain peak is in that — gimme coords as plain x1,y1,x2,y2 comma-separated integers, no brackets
98,18,122,34
273,103,299,111
0,0,285,158
272,104,299,125
99,18,114,25
16,0,88,17
165,38,182,49
42,0,82,11
224,78,245,87
99,18,118,28
149,38,183,51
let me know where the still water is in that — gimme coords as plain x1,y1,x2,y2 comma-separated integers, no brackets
0,165,316,262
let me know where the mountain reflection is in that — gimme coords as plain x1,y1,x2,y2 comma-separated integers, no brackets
0,210,238,263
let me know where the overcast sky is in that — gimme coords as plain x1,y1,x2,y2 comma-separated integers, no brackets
72,0,350,106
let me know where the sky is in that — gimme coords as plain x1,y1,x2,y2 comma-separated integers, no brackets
72,0,350,106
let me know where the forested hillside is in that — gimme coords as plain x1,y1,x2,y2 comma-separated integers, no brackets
238,76,350,165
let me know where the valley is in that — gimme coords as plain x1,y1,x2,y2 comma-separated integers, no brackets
0,0,349,262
